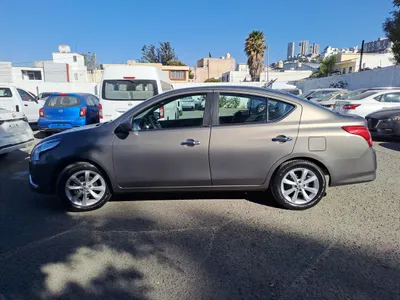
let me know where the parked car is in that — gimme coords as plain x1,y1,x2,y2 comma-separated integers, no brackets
38,93,100,132
0,84,42,123
38,92,57,106
30,86,377,212
182,97,196,110
341,87,400,101
317,91,350,109
0,109,34,158
302,88,344,101
366,107,400,138
333,90,400,117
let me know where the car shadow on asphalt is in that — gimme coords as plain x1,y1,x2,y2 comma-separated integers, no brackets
379,142,400,151
112,190,281,209
0,193,398,300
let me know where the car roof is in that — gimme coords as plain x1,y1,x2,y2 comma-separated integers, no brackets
310,88,343,92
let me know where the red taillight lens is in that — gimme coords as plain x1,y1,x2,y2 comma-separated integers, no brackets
342,125,373,147
39,108,44,118
98,103,103,119
80,107,87,117
159,106,164,119
342,104,361,110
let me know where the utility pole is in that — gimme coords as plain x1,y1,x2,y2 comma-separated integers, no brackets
207,60,210,80
267,44,270,82
359,40,365,72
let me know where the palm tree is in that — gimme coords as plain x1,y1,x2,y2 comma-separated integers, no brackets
245,31,267,82
312,56,337,77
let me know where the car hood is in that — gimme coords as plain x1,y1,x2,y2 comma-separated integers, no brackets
38,123,105,145
366,107,400,119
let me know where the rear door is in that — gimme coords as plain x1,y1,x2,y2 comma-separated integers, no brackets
377,92,400,109
17,88,42,123
209,92,300,185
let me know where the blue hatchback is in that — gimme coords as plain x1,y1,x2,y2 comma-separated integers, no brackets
38,93,100,131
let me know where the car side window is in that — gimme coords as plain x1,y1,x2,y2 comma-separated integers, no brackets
381,93,400,103
17,89,36,102
0,88,12,97
218,94,294,125
86,97,94,106
132,94,207,131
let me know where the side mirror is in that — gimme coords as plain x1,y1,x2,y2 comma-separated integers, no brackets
115,120,132,134
307,96,313,100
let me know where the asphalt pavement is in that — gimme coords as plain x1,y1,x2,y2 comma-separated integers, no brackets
0,135,399,300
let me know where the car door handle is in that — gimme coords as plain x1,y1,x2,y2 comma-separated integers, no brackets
24,104,28,106
181,139,200,146
272,136,292,142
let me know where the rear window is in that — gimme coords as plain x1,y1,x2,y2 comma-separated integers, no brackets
0,88,12,97
102,80,158,101
46,96,80,108
347,91,377,100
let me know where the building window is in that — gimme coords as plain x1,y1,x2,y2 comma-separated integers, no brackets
25,70,42,80
170,70,185,80
74,73,78,80
73,55,77,62
349,66,353,73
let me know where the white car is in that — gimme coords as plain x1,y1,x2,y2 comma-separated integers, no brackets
0,84,43,123
0,109,34,158
334,90,400,117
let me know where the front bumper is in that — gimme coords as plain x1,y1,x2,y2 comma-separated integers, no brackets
29,160,56,194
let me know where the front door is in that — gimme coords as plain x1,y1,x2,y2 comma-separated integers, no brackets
17,88,42,123
113,93,212,188
209,92,301,185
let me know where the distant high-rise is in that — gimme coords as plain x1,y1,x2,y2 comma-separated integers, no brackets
287,42,295,60
310,43,320,55
298,40,309,56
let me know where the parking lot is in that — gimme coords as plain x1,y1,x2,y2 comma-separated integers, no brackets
0,133,399,300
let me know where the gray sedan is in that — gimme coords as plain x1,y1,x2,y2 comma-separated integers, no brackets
29,86,377,211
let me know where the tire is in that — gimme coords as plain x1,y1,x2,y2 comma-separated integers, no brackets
270,160,326,210
56,162,112,212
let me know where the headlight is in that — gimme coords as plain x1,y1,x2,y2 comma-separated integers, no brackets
383,116,400,122
31,140,60,161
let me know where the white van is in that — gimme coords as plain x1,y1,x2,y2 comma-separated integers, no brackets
0,84,42,123
99,66,177,122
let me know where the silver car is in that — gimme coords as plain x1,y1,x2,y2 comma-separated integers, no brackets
29,86,377,211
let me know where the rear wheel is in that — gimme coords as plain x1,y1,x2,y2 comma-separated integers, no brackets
270,160,326,210
56,162,111,211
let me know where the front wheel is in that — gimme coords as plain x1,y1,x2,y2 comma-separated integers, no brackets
270,160,326,210
56,162,112,211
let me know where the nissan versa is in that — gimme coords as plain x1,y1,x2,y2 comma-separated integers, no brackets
29,86,377,212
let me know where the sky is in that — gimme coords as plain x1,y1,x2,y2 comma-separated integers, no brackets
0,0,395,67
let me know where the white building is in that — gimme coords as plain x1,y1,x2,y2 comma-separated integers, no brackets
298,40,309,56
322,46,359,58
51,45,88,82
364,37,392,53
12,66,44,83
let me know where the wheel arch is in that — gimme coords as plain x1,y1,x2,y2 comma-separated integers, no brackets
51,157,115,193
265,155,331,188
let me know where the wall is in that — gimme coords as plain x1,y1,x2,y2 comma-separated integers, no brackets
52,53,88,83
43,62,69,82
13,82,99,96
12,67,44,83
222,70,312,83
295,66,400,93
0,62,13,82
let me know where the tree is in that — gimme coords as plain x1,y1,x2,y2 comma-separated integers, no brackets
244,31,267,81
383,0,400,64
140,42,184,65
312,56,337,77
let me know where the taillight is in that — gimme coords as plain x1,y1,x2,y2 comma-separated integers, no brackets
159,106,164,119
39,108,45,118
98,103,103,119
80,107,87,117
342,104,361,110
342,126,373,147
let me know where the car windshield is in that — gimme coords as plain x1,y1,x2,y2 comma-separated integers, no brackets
347,91,377,100
46,96,80,107
103,80,158,101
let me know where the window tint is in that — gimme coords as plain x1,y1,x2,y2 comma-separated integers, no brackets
0,88,12,97
131,94,207,131
17,89,36,102
218,94,294,125
103,80,158,101
46,96,80,108
381,93,400,103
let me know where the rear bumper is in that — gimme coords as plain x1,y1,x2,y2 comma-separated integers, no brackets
329,147,377,186
0,139,34,155
38,118,86,131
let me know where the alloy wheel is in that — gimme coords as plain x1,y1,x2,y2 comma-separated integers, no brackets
280,168,320,204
